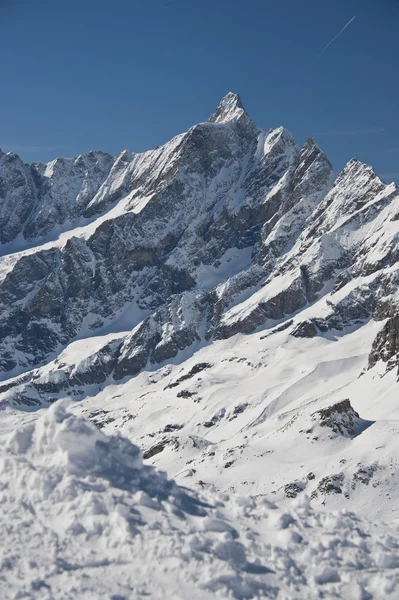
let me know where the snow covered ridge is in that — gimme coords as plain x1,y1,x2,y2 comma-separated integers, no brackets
1,400,398,600
0,92,334,373
1,92,399,384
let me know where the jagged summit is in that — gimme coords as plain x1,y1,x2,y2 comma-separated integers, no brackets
0,92,398,380
302,137,321,152
208,92,247,124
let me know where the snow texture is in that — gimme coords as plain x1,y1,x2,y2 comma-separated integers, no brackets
1,400,398,599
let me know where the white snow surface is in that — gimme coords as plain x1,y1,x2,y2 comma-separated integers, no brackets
1,400,398,600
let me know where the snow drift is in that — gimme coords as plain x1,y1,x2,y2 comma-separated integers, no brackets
0,400,398,599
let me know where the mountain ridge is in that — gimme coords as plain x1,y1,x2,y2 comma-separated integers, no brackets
0,94,399,532
0,93,397,384
0,93,336,376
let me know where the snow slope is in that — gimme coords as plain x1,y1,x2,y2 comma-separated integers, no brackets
1,400,398,600
1,310,398,527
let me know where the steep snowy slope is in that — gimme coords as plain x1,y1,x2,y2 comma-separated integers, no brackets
1,92,399,557
2,306,397,523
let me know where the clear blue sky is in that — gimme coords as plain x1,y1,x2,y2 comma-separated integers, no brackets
2,0,399,182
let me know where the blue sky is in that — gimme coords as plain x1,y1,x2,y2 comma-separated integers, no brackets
1,0,398,182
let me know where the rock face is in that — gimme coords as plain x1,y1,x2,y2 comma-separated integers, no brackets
0,149,114,243
368,314,399,372
0,92,399,395
310,400,373,438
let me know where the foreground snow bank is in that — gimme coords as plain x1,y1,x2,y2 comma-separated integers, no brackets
1,401,398,599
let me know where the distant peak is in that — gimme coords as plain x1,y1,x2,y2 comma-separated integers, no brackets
342,158,376,178
303,137,318,150
221,91,243,107
265,126,298,150
208,92,247,124
334,158,387,191
300,137,329,161
272,126,296,141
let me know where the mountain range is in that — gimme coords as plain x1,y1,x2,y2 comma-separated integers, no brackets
0,93,399,598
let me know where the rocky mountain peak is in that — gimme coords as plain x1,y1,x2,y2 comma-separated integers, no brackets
293,137,332,184
336,158,384,191
310,400,373,438
301,137,323,156
265,126,298,155
207,92,247,124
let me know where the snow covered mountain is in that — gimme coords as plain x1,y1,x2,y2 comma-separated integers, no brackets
0,92,336,375
0,93,399,597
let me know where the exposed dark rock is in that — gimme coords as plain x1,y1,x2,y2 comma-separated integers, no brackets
88,409,115,429
143,437,180,460
163,423,184,433
203,409,226,429
216,276,308,339
143,442,168,460
311,473,344,498
284,481,306,498
229,403,249,420
291,320,318,338
310,400,373,438
224,460,235,469
368,314,399,372
352,464,379,488
176,390,197,398
165,363,212,389
1,93,399,409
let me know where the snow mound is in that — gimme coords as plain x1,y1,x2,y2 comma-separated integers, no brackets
1,401,398,599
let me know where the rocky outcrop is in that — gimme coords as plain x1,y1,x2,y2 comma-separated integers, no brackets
310,400,373,438
311,473,345,498
368,314,399,372
291,319,318,338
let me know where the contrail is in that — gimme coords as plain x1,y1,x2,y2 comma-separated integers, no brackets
320,16,356,54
